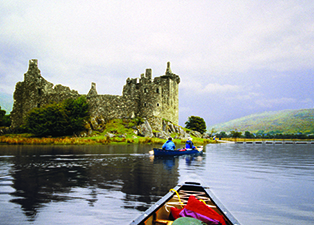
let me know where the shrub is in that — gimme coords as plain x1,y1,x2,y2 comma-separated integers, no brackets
138,137,151,144
133,117,144,125
126,138,135,143
24,96,89,136
0,107,11,127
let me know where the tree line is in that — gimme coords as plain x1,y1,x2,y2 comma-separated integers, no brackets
216,130,314,139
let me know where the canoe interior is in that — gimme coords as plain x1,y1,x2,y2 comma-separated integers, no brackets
130,182,240,225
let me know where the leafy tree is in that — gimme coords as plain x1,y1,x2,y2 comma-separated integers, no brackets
62,96,90,133
0,107,5,119
25,104,67,136
275,133,283,139
25,96,89,136
244,131,252,138
230,130,242,139
185,116,206,134
218,131,227,138
0,106,11,127
265,133,274,139
308,134,314,139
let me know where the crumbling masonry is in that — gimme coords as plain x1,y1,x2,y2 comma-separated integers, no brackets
11,60,180,131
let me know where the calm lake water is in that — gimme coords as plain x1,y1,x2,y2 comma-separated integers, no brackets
0,143,313,225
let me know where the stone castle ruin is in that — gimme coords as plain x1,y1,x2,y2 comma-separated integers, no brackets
11,59,180,132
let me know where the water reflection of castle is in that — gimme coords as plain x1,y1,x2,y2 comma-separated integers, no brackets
8,145,180,218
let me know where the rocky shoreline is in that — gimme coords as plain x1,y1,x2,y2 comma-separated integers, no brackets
88,116,210,140
0,117,214,145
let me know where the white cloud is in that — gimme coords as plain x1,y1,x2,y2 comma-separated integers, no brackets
255,97,297,108
181,80,242,95
2,1,314,74
204,83,241,93
1,0,314,125
300,98,313,108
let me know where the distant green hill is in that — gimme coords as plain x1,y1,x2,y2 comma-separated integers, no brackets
209,109,314,134
0,93,13,114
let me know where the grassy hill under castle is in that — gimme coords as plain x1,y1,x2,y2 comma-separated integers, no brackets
209,108,314,134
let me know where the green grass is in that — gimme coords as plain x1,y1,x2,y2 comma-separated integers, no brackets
0,134,217,145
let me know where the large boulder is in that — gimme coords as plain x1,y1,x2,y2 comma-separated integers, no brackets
202,133,210,139
160,119,191,138
190,130,202,138
105,132,115,138
137,119,153,137
154,130,168,139
176,126,189,138
90,116,106,131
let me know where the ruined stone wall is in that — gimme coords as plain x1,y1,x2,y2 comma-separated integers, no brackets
11,60,180,131
11,59,79,128
86,94,138,120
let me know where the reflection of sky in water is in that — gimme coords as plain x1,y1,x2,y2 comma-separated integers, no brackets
198,143,314,225
0,144,313,225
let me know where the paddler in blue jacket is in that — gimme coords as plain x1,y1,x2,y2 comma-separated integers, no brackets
185,137,197,150
162,137,176,150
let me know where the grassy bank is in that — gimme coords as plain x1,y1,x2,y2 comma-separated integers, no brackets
0,118,218,145
0,133,217,145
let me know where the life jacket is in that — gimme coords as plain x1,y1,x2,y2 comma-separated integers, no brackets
185,140,194,149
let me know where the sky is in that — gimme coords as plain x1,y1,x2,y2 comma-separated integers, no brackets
1,0,314,127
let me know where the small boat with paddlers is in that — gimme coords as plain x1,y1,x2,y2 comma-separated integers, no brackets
149,146,203,157
130,182,240,225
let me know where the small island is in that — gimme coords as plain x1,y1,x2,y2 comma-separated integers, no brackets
0,60,213,145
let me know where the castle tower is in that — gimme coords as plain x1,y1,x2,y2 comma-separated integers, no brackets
121,62,180,125
11,59,48,128
158,62,180,124
137,62,180,124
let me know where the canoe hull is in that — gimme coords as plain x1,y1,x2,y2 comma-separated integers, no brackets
153,147,203,156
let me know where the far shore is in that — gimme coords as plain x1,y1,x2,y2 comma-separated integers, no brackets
220,138,314,142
